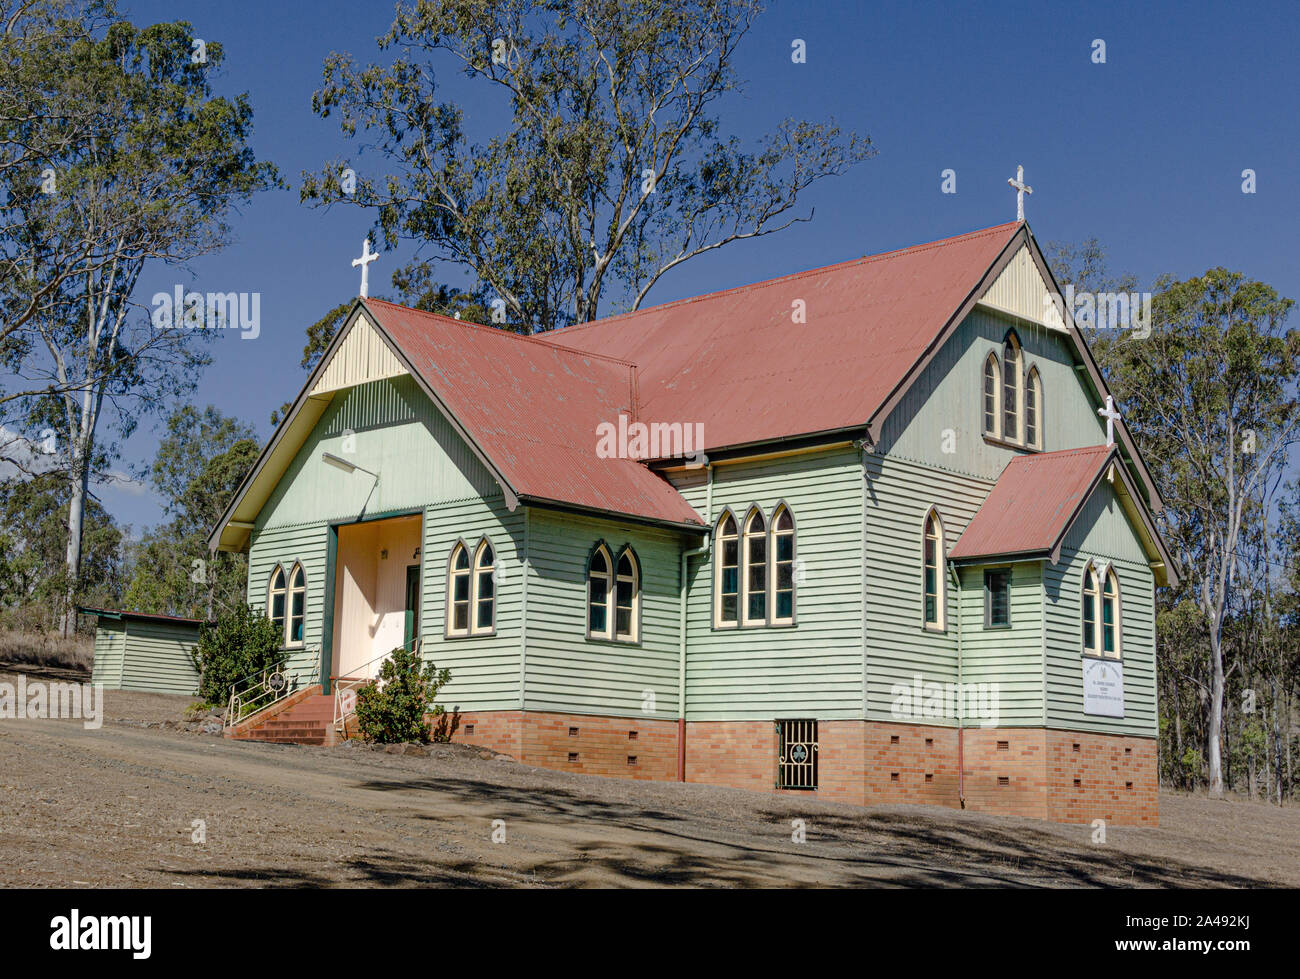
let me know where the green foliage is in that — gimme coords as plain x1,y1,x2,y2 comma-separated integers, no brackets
301,0,873,332
353,645,456,744
195,603,283,707
123,405,258,619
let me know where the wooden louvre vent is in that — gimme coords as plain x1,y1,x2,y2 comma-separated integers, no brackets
776,719,818,790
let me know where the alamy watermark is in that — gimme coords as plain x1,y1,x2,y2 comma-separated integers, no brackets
1046,285,1152,338
0,676,103,729
596,414,705,465
890,673,1001,728
152,285,260,339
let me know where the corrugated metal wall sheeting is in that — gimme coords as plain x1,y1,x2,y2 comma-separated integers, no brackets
677,447,864,721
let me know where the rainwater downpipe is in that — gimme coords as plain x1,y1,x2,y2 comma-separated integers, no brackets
678,460,712,781
950,561,965,808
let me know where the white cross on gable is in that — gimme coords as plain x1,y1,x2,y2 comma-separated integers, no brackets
1098,394,1122,446
1007,164,1032,221
352,237,378,298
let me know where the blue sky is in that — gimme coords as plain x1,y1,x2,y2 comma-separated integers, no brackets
103,0,1300,531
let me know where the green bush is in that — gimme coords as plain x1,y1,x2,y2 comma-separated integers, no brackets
195,603,284,707
353,645,457,744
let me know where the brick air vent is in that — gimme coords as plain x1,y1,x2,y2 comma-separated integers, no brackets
996,740,1009,751
925,738,934,747
890,772,900,782
464,724,475,735
567,752,578,763
890,735,900,745
924,773,934,783
627,756,638,766
569,727,579,737
1074,778,1082,788
997,776,1010,787
628,730,638,740
1073,743,1081,752
1126,782,1133,790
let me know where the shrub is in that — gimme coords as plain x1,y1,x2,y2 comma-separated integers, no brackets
195,603,283,707
353,644,457,744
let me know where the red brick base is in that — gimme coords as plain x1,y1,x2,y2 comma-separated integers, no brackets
439,710,1158,826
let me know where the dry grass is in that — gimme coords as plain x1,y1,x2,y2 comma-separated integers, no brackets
0,629,92,674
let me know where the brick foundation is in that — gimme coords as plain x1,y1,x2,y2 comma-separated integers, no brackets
438,710,1158,826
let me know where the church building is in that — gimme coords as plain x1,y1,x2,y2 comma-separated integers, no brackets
209,217,1176,826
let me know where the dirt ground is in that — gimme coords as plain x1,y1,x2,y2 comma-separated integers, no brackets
1,662,1297,888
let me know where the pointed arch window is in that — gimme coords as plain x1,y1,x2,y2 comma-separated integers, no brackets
1002,331,1022,441
287,563,306,646
615,549,640,641
982,352,1001,437
742,507,768,626
268,565,287,640
587,545,612,639
714,511,739,627
1082,563,1121,658
923,510,945,630
771,504,796,625
1025,366,1042,449
447,542,472,636
473,540,496,633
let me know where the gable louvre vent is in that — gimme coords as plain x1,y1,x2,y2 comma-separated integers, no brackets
776,719,818,790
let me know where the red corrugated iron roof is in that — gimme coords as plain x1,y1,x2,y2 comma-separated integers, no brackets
364,299,705,527
538,222,1021,452
948,445,1115,562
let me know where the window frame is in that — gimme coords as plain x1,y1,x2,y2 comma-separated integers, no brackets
267,564,288,644
1001,330,1022,443
741,506,769,627
982,352,1002,438
1024,364,1043,450
713,509,740,629
286,561,307,647
586,541,641,645
984,566,1012,629
769,502,797,627
445,539,474,638
922,508,946,632
614,547,641,642
470,537,497,637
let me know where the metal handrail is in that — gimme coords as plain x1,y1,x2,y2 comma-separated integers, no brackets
332,637,422,737
227,646,321,728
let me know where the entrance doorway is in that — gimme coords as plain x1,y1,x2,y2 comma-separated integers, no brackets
330,513,423,680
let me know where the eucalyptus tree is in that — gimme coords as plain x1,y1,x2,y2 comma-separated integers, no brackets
1102,270,1298,797
302,0,874,332
2,18,279,632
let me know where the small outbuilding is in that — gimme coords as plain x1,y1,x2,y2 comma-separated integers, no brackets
80,607,206,696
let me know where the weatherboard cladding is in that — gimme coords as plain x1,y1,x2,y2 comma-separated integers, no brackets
118,620,201,695
957,562,1045,728
675,447,864,721
90,619,127,689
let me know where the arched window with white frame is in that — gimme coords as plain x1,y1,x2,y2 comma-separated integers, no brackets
447,541,472,636
1082,562,1122,659
1002,331,1022,441
472,539,496,634
614,548,640,641
923,509,945,630
287,562,306,646
1025,365,1042,449
742,507,768,626
714,510,739,628
770,503,796,625
982,352,1001,437
268,564,287,640
587,543,613,640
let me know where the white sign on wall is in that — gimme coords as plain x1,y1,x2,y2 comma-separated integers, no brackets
1082,657,1124,718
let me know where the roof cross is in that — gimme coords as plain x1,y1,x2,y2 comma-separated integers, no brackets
1007,164,1033,222
1098,394,1122,447
352,237,378,298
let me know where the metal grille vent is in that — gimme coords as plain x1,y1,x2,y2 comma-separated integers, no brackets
777,719,818,790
